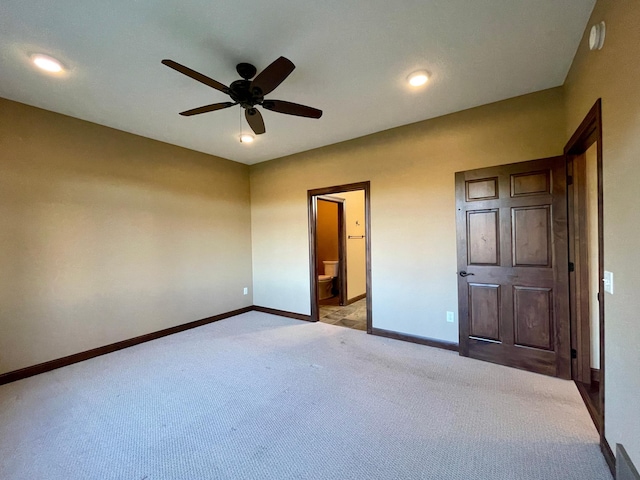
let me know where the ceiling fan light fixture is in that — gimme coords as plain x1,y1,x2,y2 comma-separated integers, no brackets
408,70,429,87
31,53,64,73
162,56,322,137
239,133,254,144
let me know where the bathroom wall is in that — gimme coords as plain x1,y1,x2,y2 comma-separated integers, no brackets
335,190,366,301
316,199,339,273
250,87,565,341
563,0,640,465
0,98,253,375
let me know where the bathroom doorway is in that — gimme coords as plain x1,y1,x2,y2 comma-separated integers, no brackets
316,196,347,306
308,181,371,333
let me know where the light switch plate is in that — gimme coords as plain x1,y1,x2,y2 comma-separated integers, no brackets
603,271,613,294
446,311,455,323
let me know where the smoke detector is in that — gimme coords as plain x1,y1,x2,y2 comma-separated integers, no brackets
589,22,606,51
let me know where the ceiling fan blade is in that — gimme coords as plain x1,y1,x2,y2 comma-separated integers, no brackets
251,57,295,96
245,108,266,135
179,102,236,116
162,59,229,94
262,100,323,119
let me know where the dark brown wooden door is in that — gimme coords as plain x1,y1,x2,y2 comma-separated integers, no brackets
455,157,571,378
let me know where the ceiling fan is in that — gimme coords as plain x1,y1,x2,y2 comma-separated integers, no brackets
161,56,323,135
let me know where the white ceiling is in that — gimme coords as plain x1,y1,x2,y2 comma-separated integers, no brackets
0,1,595,165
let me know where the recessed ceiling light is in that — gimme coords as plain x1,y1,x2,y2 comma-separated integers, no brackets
407,70,429,87
31,54,64,73
239,133,254,144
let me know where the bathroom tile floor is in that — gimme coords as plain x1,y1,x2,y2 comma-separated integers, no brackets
319,297,367,331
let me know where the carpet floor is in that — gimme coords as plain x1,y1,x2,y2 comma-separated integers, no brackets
0,312,612,479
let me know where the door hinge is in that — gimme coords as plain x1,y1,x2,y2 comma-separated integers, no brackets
571,348,577,359
568,262,575,272
567,175,574,185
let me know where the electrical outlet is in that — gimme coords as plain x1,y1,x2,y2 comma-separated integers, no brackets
446,311,455,323
243,287,248,295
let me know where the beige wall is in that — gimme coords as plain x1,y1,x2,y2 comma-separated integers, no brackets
250,87,565,340
0,98,253,374
564,0,640,465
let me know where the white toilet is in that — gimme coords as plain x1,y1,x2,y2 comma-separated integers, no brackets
318,260,339,300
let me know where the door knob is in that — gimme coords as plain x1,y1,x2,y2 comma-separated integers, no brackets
459,271,475,277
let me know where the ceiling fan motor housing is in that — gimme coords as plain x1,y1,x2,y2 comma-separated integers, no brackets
229,79,264,109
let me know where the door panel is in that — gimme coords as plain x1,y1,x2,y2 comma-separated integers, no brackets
467,210,500,265
466,177,499,201
469,284,501,340
511,206,551,267
513,286,553,350
456,156,570,378
511,171,551,197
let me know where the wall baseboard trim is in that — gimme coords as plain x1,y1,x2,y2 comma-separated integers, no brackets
0,306,253,386
370,327,459,352
602,437,616,477
252,306,314,322
346,293,366,305
575,381,602,432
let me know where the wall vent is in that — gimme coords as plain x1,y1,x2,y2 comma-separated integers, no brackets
617,444,640,480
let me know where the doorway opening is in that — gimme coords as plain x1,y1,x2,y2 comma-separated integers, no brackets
316,196,347,307
308,182,372,333
565,99,605,437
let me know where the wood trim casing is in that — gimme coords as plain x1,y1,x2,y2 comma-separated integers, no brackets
564,99,605,449
308,182,372,333
567,153,593,383
371,327,459,352
0,306,253,386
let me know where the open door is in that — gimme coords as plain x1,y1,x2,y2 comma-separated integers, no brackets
455,156,571,378
316,196,347,306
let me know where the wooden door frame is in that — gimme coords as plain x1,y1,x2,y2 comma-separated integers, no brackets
316,195,347,306
564,100,605,441
308,181,372,333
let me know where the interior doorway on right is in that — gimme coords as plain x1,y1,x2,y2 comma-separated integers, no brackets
568,140,602,426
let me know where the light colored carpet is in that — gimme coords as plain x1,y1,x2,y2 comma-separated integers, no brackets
0,311,612,479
